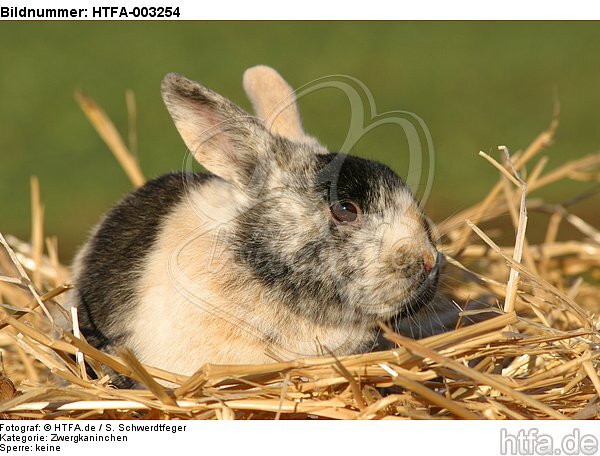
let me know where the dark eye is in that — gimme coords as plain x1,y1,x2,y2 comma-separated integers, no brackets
329,201,361,225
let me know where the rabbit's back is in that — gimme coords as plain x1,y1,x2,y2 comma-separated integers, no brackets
72,172,212,352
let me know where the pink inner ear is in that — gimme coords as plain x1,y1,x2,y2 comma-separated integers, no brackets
177,104,231,153
174,103,238,181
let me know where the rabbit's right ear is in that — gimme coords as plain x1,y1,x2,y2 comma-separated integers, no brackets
243,65,306,142
161,73,269,187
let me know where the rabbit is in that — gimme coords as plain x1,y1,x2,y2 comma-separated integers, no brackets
68,65,441,385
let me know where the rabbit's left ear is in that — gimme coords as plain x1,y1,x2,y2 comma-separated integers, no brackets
243,65,306,142
161,72,270,188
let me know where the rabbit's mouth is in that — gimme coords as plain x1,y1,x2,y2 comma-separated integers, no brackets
390,251,442,320
358,251,441,322
399,267,440,318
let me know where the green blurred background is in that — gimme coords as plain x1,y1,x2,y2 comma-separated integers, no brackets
1,22,599,261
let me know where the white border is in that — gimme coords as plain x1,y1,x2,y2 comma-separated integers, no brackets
2,420,600,456
2,0,600,20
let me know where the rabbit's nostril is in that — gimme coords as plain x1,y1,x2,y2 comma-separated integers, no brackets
423,259,433,275
423,251,438,275
391,248,438,278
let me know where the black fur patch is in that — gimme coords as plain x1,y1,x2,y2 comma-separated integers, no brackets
315,153,405,211
230,196,348,323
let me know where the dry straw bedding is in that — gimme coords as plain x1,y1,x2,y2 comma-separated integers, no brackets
0,95,599,420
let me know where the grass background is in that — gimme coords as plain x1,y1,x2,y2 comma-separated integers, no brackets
1,22,599,260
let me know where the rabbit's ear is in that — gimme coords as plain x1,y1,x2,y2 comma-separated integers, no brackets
161,73,269,187
243,65,306,142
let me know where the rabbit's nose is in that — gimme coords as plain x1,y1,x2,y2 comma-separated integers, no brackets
391,248,440,278
423,258,433,275
423,251,439,275
424,251,443,276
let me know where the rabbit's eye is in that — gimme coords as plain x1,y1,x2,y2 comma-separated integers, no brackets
330,201,361,226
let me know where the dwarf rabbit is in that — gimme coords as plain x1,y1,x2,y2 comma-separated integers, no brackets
69,66,441,384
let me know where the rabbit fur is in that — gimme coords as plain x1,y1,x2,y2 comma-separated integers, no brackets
68,66,441,384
